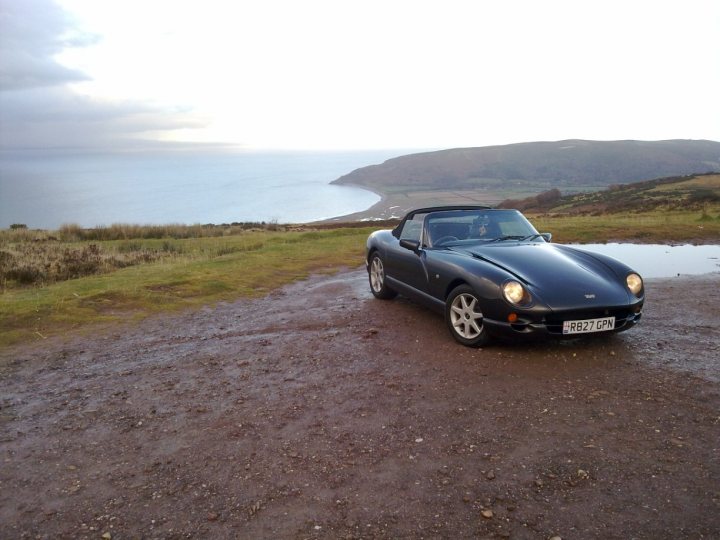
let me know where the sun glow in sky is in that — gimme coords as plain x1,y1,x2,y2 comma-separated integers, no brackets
1,0,719,150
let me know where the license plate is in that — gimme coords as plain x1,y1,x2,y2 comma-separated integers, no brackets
562,316,615,335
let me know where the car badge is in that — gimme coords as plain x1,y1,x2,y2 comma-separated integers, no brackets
585,294,596,299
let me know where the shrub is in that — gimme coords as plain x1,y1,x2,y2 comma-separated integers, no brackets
59,223,84,242
6,265,46,285
161,241,184,254
688,189,720,204
57,244,102,280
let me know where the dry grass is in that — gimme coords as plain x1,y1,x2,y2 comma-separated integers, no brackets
0,222,287,289
0,226,375,348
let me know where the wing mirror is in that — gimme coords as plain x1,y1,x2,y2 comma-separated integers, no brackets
541,232,552,242
400,239,421,251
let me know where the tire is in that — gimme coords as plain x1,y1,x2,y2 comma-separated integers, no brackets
445,285,491,347
368,253,397,300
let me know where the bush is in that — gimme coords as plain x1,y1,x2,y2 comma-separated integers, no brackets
161,241,184,254
57,244,102,280
59,223,84,242
688,189,720,204
6,265,46,285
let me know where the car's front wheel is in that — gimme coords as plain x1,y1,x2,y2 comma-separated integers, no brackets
368,253,397,300
446,285,491,347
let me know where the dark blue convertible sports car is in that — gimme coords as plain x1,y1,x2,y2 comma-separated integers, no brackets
366,206,644,346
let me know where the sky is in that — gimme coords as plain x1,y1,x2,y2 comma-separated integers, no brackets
1,0,719,151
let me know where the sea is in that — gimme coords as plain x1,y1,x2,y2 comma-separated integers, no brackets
0,149,404,229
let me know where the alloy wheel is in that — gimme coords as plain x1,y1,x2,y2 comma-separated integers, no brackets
449,293,483,339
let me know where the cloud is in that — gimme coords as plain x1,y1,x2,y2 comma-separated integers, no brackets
0,0,205,150
0,87,206,149
0,0,93,90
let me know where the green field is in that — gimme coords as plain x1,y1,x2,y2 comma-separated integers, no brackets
530,208,720,243
1,210,719,348
0,226,374,348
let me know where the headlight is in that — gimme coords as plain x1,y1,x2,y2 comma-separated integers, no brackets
503,280,527,305
626,273,643,296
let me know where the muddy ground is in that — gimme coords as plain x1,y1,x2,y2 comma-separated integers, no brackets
1,270,719,539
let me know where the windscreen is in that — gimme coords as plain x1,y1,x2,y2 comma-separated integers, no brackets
425,209,539,246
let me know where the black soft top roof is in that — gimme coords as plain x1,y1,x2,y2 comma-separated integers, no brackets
403,205,493,219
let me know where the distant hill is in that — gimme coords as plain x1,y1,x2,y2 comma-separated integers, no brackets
332,140,720,195
497,173,720,214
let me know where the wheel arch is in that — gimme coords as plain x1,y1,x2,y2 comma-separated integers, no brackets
366,246,380,267
445,278,469,300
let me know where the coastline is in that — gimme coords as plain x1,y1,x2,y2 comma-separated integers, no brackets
317,185,406,223
318,185,504,223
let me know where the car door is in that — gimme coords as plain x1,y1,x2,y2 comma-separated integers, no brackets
385,214,432,294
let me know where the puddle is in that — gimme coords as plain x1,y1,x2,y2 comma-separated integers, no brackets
574,244,720,278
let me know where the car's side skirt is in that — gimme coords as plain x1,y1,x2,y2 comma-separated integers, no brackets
385,276,445,314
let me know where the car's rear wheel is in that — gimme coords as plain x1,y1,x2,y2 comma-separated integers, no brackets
368,253,397,299
446,285,490,347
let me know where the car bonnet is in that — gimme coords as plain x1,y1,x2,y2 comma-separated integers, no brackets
455,242,633,308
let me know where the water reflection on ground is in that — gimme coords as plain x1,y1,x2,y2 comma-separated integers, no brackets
574,244,720,278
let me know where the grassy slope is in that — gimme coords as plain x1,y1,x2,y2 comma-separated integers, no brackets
530,210,720,243
0,228,373,348
535,174,720,214
508,174,720,242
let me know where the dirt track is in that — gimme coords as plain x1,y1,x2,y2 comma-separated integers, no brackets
1,270,719,539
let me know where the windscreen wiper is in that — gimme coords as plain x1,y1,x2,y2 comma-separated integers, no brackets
489,235,525,242
521,233,544,241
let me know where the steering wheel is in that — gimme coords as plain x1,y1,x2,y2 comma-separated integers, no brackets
433,236,458,246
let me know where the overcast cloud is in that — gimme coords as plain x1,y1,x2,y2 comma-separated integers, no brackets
0,0,93,90
1,0,718,151
0,0,203,150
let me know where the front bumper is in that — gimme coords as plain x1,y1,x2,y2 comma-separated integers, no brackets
483,305,643,339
